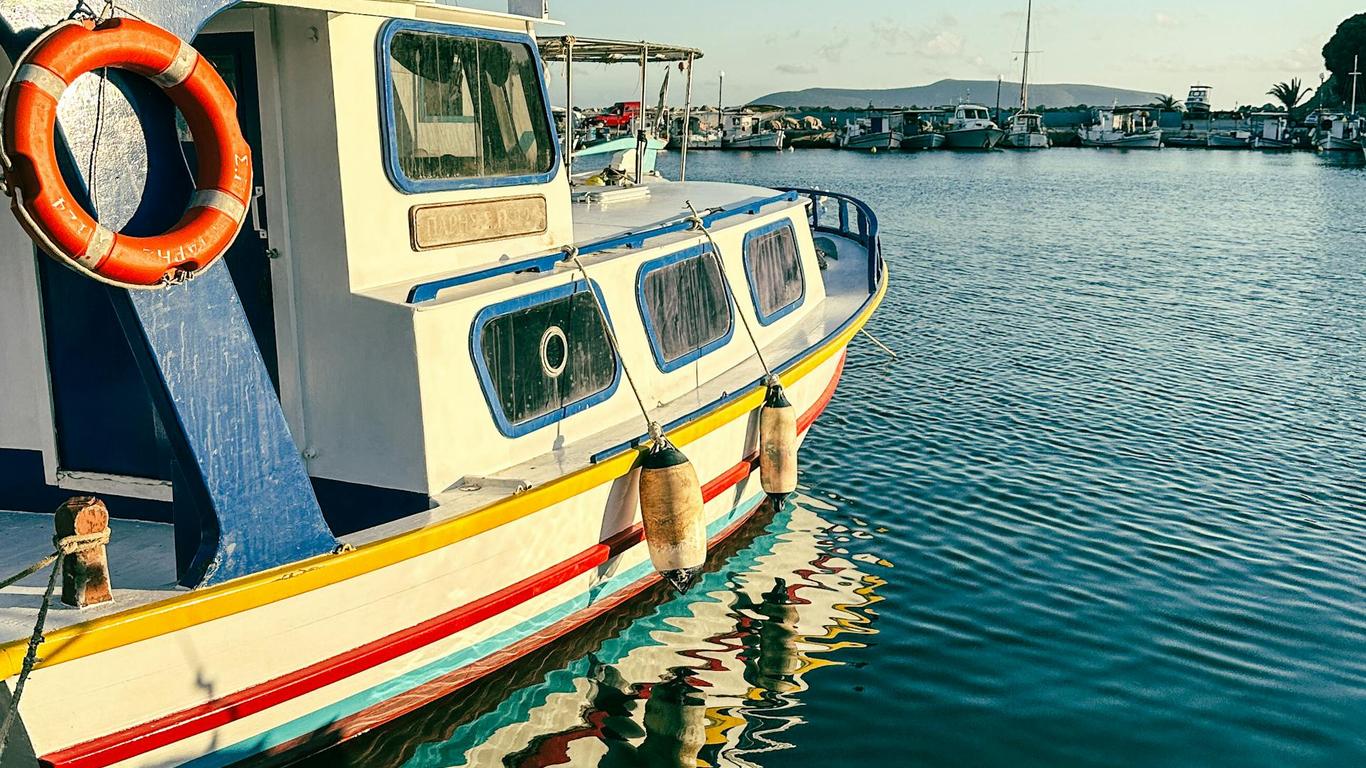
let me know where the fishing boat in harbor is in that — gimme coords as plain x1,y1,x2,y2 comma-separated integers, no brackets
0,3,887,767
1250,112,1294,150
721,110,785,150
943,104,1005,150
1207,129,1252,149
899,110,948,151
1317,57,1363,153
838,111,901,151
1001,0,1049,150
1080,107,1163,148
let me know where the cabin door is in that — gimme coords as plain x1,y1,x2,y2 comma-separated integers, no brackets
38,30,277,500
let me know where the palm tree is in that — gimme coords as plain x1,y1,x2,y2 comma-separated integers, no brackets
1151,94,1182,112
1267,78,1313,119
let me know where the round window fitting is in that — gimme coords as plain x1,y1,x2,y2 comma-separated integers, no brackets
540,326,568,378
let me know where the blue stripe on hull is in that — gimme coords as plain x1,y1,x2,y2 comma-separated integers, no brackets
186,492,769,767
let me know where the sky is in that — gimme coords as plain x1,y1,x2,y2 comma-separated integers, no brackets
531,0,1362,110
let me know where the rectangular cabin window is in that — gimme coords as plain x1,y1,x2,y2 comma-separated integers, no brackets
743,222,805,324
638,246,733,372
475,284,619,436
383,23,556,190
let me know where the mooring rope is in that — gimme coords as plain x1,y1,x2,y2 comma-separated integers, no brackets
0,529,111,760
563,246,667,447
682,201,778,387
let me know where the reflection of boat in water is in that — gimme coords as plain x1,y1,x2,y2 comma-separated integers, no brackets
295,496,886,768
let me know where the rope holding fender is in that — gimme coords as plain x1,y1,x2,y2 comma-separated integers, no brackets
0,529,112,761
562,246,668,451
683,200,779,388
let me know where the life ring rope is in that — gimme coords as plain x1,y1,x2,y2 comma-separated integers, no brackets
1,16,252,288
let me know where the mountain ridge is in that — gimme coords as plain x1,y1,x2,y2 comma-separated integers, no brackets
751,79,1162,109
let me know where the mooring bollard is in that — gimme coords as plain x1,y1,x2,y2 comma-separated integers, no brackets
54,496,112,608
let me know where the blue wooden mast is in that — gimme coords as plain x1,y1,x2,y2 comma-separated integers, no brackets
0,1,337,586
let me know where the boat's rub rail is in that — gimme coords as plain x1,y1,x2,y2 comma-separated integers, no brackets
404,191,802,305
0,259,887,680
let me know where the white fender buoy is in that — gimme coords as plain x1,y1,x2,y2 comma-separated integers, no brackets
759,383,798,498
639,441,706,593
870,146,879,154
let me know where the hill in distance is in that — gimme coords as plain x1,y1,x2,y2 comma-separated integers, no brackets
752,79,1161,109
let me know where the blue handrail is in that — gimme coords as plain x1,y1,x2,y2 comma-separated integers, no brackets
773,187,884,294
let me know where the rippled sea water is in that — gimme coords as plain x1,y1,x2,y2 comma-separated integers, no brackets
302,149,1366,767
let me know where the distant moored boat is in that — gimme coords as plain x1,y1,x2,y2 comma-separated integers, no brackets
943,104,1005,150
1079,107,1162,148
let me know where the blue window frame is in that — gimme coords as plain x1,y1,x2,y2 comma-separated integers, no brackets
636,244,735,373
471,280,620,438
742,220,806,325
377,20,561,193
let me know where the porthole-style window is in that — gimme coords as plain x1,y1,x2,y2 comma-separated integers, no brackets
473,282,619,437
637,245,734,372
743,220,805,324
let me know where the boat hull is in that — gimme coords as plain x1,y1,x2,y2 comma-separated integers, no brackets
1080,130,1163,149
900,133,946,151
1001,131,1049,149
723,133,784,150
1251,137,1293,151
1316,135,1359,152
1207,134,1251,149
2,305,879,768
841,131,901,150
943,127,1004,150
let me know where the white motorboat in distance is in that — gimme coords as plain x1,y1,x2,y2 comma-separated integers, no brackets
943,104,1005,150
1080,107,1163,148
1000,0,1049,150
722,110,785,150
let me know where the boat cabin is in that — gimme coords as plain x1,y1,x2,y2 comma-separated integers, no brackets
1185,85,1212,114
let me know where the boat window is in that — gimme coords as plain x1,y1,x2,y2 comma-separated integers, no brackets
383,22,556,191
637,246,733,372
474,283,618,436
743,221,805,324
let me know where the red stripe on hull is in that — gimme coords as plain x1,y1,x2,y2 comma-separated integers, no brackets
42,353,846,768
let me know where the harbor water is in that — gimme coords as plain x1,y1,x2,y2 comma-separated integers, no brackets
301,150,1366,767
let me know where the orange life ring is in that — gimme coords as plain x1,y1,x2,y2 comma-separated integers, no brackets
1,17,251,287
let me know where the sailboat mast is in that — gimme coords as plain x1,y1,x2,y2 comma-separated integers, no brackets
1020,0,1032,111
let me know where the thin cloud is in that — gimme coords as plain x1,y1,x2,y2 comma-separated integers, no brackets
777,63,818,75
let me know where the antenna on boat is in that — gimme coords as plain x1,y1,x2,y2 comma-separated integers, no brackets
1351,55,1360,115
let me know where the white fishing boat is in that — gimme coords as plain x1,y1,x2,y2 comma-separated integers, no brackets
1250,112,1293,150
1318,56,1363,153
838,112,901,151
1314,113,1361,152
721,111,785,150
943,104,1005,150
1079,107,1163,148
1001,0,1049,150
0,3,887,767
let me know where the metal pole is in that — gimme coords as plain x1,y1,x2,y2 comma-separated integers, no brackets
718,70,725,147
680,54,694,181
637,42,648,184
564,37,574,177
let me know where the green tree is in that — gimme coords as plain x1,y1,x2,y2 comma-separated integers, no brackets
1151,94,1182,111
1267,78,1314,119
1322,13,1366,107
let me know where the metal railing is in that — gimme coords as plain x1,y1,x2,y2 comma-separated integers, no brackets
775,187,884,294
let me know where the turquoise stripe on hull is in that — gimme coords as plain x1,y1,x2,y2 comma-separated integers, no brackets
185,492,769,767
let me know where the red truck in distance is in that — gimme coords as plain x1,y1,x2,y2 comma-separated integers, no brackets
583,101,641,130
